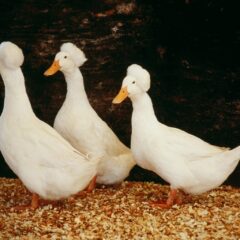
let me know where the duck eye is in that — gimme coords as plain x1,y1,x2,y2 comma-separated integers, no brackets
64,56,67,59
132,81,135,84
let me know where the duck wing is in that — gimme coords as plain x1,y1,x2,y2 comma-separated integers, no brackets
163,124,229,161
91,117,130,156
28,118,94,168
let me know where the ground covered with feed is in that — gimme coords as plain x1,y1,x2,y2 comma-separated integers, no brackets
0,178,239,239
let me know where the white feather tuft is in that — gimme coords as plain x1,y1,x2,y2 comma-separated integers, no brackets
127,64,150,92
60,42,87,67
0,41,24,69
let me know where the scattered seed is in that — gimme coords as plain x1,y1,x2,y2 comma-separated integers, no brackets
0,178,239,239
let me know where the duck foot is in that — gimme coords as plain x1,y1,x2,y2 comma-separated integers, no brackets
11,193,40,211
149,189,184,209
68,176,98,202
12,194,64,210
86,175,97,192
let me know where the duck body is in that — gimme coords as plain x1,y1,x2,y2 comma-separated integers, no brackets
0,42,97,202
45,43,135,185
130,92,239,195
113,64,240,203
55,101,134,185
54,70,134,185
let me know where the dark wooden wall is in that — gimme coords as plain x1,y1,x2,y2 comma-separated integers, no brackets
0,0,239,186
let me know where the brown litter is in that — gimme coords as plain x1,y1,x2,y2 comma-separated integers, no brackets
0,178,239,239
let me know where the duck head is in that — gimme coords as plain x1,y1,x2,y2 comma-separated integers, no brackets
44,42,87,76
112,64,150,104
0,41,24,70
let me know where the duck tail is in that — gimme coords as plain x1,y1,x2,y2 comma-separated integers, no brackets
218,145,240,173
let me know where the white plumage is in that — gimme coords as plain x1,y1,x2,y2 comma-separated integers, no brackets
127,64,150,92
0,42,98,209
113,64,240,207
60,42,87,67
44,42,135,186
0,42,24,69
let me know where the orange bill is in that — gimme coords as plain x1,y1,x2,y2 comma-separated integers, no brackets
44,60,60,76
112,86,128,104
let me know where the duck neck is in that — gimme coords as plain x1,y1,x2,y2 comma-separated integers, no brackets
131,92,158,126
1,67,35,118
63,68,90,107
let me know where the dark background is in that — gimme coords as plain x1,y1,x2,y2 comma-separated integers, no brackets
0,0,239,186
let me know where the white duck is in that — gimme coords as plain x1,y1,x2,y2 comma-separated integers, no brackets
113,64,240,208
0,41,98,209
44,42,135,187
